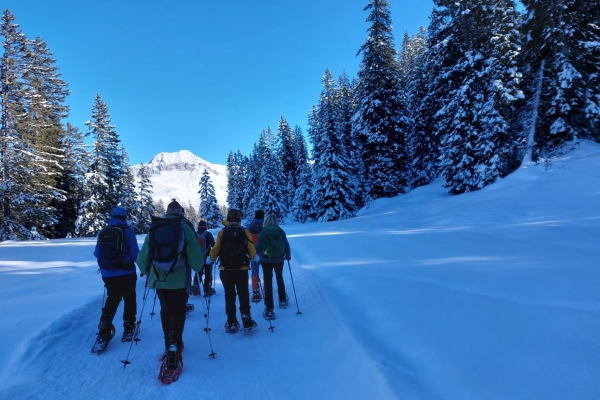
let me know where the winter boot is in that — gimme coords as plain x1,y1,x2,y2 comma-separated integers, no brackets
122,321,136,342
98,320,115,341
225,319,240,333
263,308,275,321
251,290,262,303
165,344,180,370
241,314,257,330
278,294,289,309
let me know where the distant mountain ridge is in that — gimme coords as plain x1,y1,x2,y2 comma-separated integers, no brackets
131,150,228,209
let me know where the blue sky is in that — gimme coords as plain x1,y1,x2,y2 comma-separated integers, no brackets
7,0,433,166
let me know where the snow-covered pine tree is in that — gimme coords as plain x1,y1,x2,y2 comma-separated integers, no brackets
241,145,260,219
117,146,137,218
183,200,199,227
290,127,313,223
198,168,223,228
520,0,600,161
76,95,121,235
256,127,286,221
277,116,297,207
133,163,154,234
311,69,356,222
154,198,165,217
434,0,522,194
0,10,39,240
55,123,89,237
354,0,408,201
21,35,70,237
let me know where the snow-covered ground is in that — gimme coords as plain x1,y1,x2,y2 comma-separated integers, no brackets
1,141,599,400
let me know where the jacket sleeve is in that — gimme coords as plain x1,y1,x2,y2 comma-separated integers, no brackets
209,229,223,261
136,235,152,275
281,229,291,260
245,229,257,259
183,225,204,272
255,232,262,256
207,231,215,249
126,228,140,263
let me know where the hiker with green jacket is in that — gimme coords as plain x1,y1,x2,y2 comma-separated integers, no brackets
136,200,204,370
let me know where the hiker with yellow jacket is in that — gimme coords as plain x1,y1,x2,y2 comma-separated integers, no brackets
206,209,259,333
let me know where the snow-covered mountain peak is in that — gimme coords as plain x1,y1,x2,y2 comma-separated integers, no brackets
132,150,228,208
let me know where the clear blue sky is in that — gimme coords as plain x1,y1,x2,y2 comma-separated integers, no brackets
6,0,433,166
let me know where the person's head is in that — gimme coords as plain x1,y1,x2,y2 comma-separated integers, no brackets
197,220,207,232
264,214,279,227
254,210,264,220
166,199,184,217
226,209,241,223
111,206,127,221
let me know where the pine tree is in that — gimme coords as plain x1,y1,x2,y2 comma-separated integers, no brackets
521,0,600,161
277,116,296,204
118,146,137,217
133,163,154,234
256,127,286,221
0,9,39,240
432,0,522,194
290,126,312,223
55,123,89,237
154,198,165,217
354,0,408,201
198,168,223,228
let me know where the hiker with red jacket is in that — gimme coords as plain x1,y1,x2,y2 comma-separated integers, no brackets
245,209,264,302
93,206,140,346
255,213,291,321
206,209,259,333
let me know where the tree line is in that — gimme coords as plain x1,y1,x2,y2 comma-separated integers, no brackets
227,0,600,223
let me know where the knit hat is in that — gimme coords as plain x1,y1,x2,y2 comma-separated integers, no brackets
197,220,207,231
111,206,127,217
255,210,264,220
166,200,184,216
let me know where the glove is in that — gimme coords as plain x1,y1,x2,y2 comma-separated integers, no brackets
252,254,260,263
205,256,213,265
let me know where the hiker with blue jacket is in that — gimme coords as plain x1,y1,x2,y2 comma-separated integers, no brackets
94,206,140,344
255,213,291,320
136,200,204,370
245,209,264,302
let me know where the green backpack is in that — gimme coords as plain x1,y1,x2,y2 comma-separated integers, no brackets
261,226,285,258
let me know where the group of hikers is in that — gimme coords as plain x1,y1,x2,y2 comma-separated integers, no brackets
93,200,292,373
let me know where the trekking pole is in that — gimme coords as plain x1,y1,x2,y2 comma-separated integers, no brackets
258,279,275,332
198,270,217,359
149,290,158,318
287,260,302,315
121,275,150,368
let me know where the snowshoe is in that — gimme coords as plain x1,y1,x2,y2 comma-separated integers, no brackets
158,345,183,384
278,294,289,309
251,290,262,303
224,320,240,334
91,323,116,353
121,322,136,342
241,314,258,331
263,308,276,321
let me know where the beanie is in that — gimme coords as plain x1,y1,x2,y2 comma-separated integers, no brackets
166,200,184,216
111,206,127,217
255,210,264,220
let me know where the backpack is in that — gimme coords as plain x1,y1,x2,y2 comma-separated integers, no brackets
97,226,127,270
148,216,185,273
261,226,285,258
196,231,208,255
218,226,248,268
248,220,263,246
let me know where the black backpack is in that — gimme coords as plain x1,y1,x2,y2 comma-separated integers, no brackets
148,216,185,273
218,226,248,268
97,226,127,270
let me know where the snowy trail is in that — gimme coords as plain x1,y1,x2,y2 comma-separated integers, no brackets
0,257,397,400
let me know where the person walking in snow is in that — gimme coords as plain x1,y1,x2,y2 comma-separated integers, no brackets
136,200,204,369
256,213,291,320
196,220,216,297
94,206,140,344
206,209,259,332
246,209,264,302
